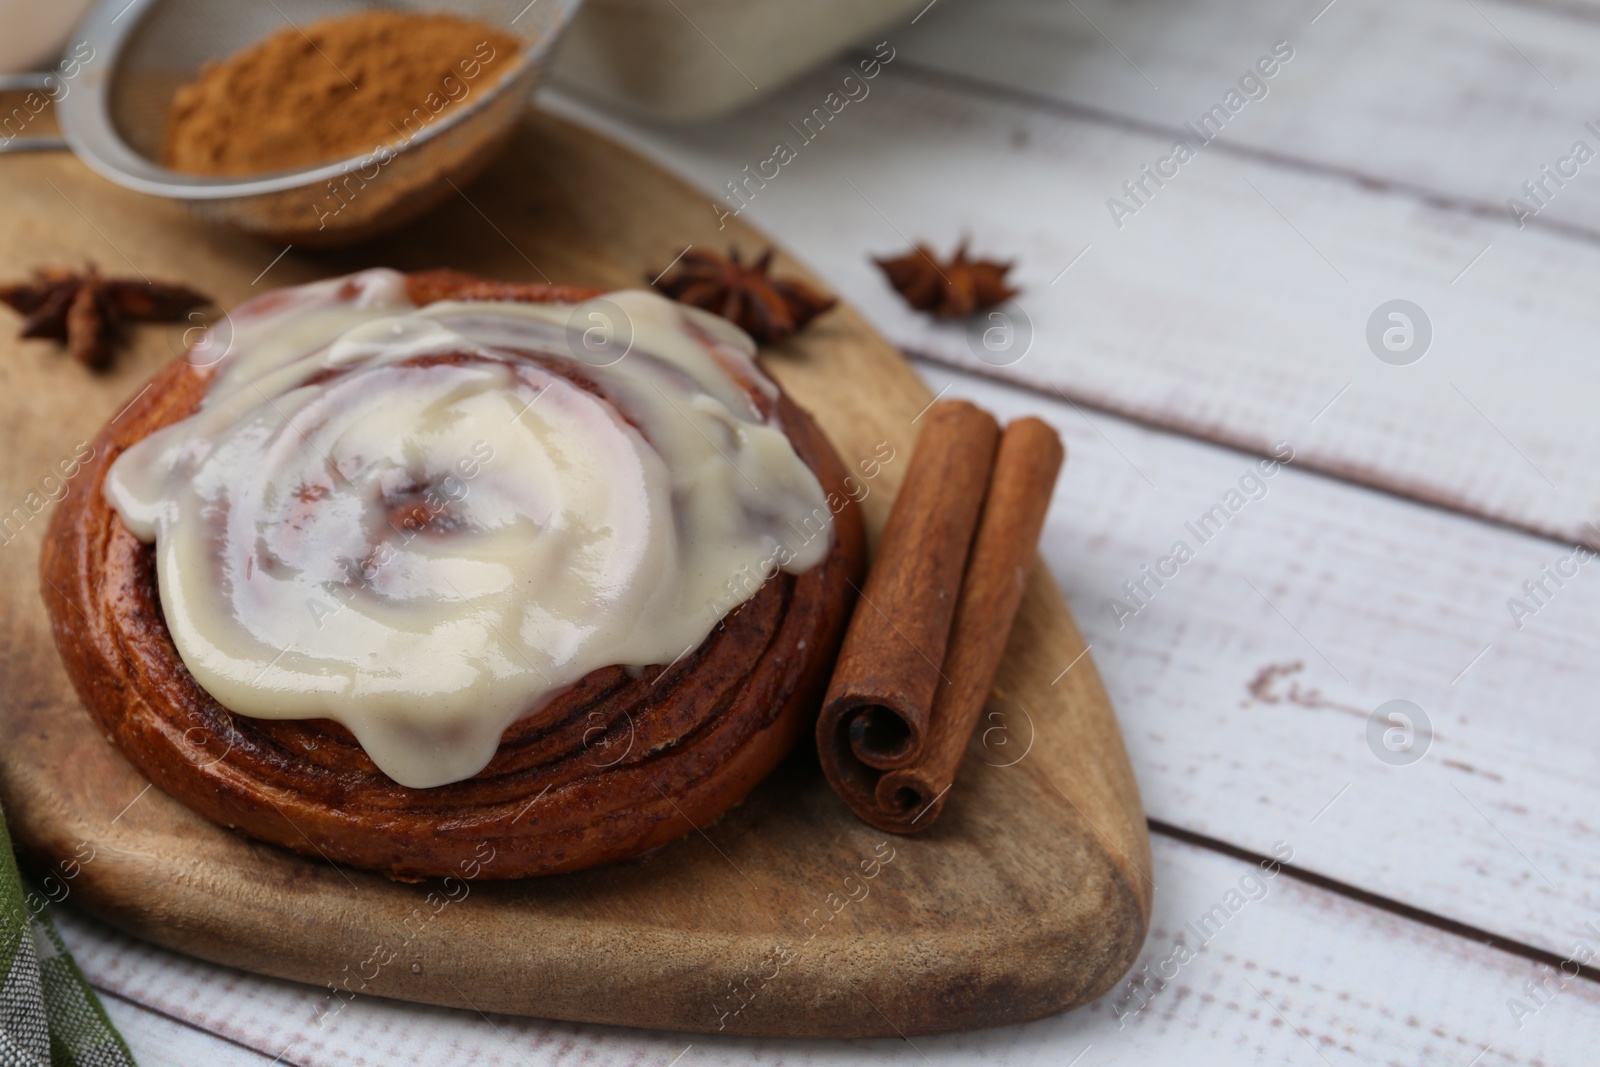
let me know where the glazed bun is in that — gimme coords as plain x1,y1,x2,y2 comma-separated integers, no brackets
41,269,863,879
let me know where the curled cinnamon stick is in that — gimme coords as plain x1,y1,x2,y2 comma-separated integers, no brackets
819,401,998,772
816,411,1064,833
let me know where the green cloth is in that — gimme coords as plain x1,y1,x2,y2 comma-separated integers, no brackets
1,812,136,1067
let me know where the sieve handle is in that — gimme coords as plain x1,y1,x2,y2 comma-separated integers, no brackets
0,73,70,153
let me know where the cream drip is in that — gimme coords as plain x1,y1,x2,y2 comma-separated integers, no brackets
104,269,834,788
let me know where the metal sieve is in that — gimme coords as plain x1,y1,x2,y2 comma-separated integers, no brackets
51,0,583,245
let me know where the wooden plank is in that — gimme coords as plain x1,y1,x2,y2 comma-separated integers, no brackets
97,993,277,1067
53,834,1600,1065
898,0,1600,231
541,50,1600,543
920,364,1600,964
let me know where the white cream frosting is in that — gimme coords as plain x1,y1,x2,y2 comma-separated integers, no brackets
105,269,833,788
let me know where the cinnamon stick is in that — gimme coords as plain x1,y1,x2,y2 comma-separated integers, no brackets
874,417,1064,830
815,401,1000,812
817,412,1064,834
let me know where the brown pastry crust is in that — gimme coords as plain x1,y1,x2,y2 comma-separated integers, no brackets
40,269,864,880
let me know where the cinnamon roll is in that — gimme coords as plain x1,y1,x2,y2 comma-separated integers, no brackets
41,268,863,879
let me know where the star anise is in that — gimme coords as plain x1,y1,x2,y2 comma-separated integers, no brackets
874,242,1019,319
652,247,836,345
0,265,213,370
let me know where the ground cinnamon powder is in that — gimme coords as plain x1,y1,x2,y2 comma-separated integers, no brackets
162,11,521,176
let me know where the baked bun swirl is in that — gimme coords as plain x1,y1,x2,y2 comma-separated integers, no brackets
40,269,863,879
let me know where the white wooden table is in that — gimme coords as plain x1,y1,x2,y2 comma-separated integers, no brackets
52,0,1600,1062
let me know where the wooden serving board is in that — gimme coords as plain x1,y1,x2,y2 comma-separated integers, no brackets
0,109,1151,1038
